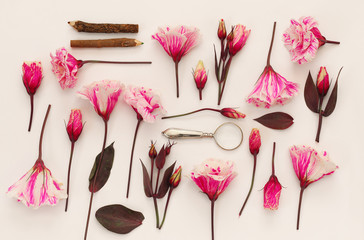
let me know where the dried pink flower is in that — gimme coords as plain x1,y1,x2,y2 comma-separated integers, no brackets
249,128,261,155
317,66,329,96
193,60,208,100
220,108,246,119
66,109,84,142
228,24,250,56
263,175,282,210
217,19,226,40
78,80,124,122
169,166,182,188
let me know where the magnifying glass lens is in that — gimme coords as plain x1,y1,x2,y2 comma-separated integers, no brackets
214,123,243,150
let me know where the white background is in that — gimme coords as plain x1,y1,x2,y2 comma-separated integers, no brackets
1,0,363,239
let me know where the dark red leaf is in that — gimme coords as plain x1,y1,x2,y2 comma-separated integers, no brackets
254,112,294,130
89,142,115,193
304,71,319,113
96,204,144,234
214,44,219,80
155,145,166,170
156,162,176,199
323,67,342,117
140,160,153,198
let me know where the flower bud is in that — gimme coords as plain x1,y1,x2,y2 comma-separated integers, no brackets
249,128,261,155
22,61,43,95
228,24,250,56
165,141,175,156
316,66,329,96
149,141,157,159
169,166,182,188
193,61,208,93
217,19,226,40
263,175,282,210
66,109,84,142
220,108,246,119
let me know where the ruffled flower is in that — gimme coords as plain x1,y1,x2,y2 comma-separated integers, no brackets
78,80,124,122
7,159,67,209
191,158,236,201
263,175,282,210
123,85,166,123
22,61,43,95
50,47,80,89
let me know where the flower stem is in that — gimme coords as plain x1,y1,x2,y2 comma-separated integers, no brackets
324,40,340,45
150,158,155,186
211,199,215,240
239,154,257,216
159,188,173,229
272,142,276,175
175,62,180,98
315,96,324,142
162,108,221,119
84,120,108,240
81,60,152,65
38,104,51,160
297,187,305,230
154,169,161,194
28,94,34,132
266,22,276,66
153,196,160,228
218,57,233,105
65,141,75,212
126,119,142,198
199,89,202,101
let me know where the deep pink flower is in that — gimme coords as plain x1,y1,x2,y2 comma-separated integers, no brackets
247,66,298,108
217,19,226,40
22,61,43,95
228,24,250,56
7,159,67,209
78,80,124,122
191,158,236,201
66,109,84,142
263,175,282,210
193,60,208,100
220,108,246,119
317,66,329,96
123,85,166,123
50,47,80,89
249,128,261,155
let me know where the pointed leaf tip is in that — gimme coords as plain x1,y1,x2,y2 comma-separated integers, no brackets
254,112,294,130
155,145,166,170
156,161,176,198
323,67,342,117
304,71,319,113
140,160,153,198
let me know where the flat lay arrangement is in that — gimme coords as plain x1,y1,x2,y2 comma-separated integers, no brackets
2,1,360,240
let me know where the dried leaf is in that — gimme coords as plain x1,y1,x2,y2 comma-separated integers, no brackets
323,67,342,117
156,162,176,199
155,145,166,170
96,204,144,234
254,112,294,130
140,160,153,198
304,71,319,113
89,142,115,193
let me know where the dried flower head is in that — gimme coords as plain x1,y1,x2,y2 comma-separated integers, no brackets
249,128,261,155
66,109,84,142
220,108,246,119
169,166,182,188
228,24,250,56
22,61,43,95
317,67,329,96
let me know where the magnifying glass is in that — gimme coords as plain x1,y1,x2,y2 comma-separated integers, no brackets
162,122,243,151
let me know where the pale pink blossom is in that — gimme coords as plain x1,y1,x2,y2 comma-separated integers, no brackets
228,24,250,56
290,145,337,188
7,159,67,209
78,80,124,121
66,109,84,142
50,47,80,89
191,158,236,201
263,175,282,210
247,66,298,108
22,61,43,95
123,85,166,123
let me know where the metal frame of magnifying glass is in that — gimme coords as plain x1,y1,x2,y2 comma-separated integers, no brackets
213,122,243,151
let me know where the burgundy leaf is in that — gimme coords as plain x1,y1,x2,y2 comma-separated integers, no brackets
155,145,166,170
304,71,319,113
156,161,176,199
214,44,219,79
140,160,153,198
323,67,342,117
254,112,294,130
89,142,115,193
96,204,144,234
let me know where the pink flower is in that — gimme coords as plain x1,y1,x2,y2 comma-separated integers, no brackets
317,66,329,96
50,47,81,89
123,85,166,123
78,80,124,122
263,175,282,210
66,109,84,142
220,108,246,119
193,60,208,100
7,159,67,209
228,24,250,56
191,158,236,201
22,61,43,95
247,66,299,108
249,128,261,155
290,145,337,188
217,19,226,40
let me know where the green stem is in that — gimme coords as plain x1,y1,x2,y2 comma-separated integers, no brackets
159,188,173,229
239,154,257,216
153,196,160,228
162,108,221,119
65,141,75,212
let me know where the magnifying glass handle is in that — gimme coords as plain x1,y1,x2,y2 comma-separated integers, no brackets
162,128,213,139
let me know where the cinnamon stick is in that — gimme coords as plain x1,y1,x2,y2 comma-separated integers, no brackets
70,38,143,48
68,20,138,33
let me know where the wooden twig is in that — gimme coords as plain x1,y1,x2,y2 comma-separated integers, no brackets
68,20,138,33
70,38,143,48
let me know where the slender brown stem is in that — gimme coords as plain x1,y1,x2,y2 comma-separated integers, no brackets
150,158,155,186
218,57,233,105
159,188,173,229
84,120,108,240
315,96,324,142
199,89,202,101
211,199,215,240
126,119,142,198
153,196,160,228
28,95,34,132
239,154,257,216
81,60,151,65
272,142,276,175
266,22,276,66
38,105,51,160
297,187,305,230
175,62,179,98
65,141,75,212
324,40,340,45
162,108,221,119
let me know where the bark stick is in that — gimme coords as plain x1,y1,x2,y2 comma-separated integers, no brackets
71,38,143,48
68,21,138,33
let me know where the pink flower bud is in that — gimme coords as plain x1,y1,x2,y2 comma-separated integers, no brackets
217,19,226,40
66,109,84,142
193,61,208,99
263,175,282,210
169,166,182,188
22,61,43,95
228,24,250,56
165,141,176,156
249,128,261,155
316,67,330,96
149,141,157,159
220,108,246,119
